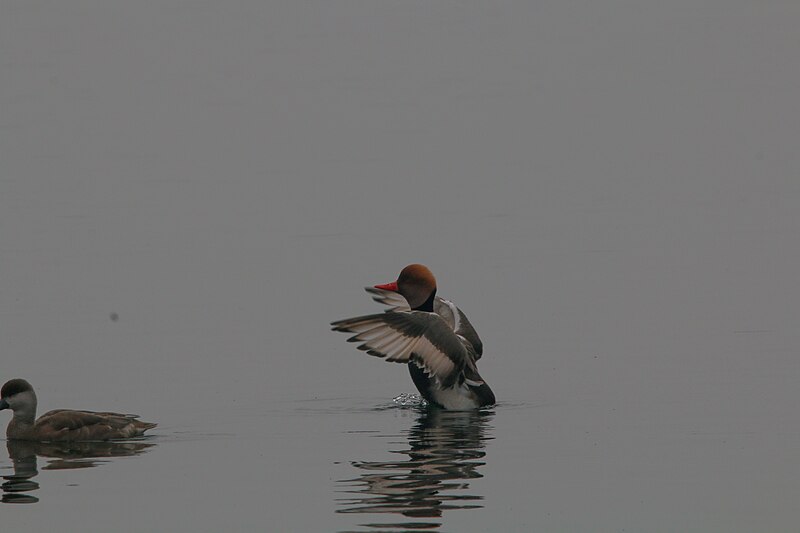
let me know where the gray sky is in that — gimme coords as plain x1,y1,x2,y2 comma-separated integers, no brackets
2,2,799,531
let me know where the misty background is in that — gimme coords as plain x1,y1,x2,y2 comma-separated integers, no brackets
2,2,799,531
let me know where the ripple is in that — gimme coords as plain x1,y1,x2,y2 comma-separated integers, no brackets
336,407,495,531
1,439,156,504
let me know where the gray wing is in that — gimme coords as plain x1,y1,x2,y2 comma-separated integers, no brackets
365,288,483,358
331,311,468,388
364,287,410,311
434,297,483,359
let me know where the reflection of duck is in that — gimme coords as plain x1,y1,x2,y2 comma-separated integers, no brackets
332,264,495,410
337,407,494,530
2,439,155,504
8,439,156,470
0,379,156,441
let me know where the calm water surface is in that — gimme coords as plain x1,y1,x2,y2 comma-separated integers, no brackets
3,1,800,531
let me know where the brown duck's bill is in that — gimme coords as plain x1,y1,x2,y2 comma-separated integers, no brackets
0,398,8,410
374,282,398,291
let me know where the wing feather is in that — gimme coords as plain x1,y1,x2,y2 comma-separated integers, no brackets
365,288,483,356
433,297,483,358
455,307,483,357
364,287,410,311
35,410,156,441
332,311,467,386
374,333,411,354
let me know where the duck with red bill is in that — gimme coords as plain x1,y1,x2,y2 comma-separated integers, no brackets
332,264,495,410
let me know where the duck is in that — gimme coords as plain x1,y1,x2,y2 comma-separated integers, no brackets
0,379,156,441
331,264,495,410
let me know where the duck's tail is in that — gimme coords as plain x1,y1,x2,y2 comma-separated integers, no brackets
133,420,157,436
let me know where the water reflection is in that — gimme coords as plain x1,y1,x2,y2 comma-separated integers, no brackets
1,440,155,504
338,407,494,531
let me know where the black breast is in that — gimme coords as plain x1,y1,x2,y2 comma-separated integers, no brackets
407,363,441,407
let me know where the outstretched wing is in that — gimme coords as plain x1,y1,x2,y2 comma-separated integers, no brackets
364,287,410,311
331,311,468,388
365,288,483,358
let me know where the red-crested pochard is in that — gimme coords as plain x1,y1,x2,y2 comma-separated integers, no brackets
331,264,495,410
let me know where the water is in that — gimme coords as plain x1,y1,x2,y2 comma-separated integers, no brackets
336,408,493,530
2,1,800,531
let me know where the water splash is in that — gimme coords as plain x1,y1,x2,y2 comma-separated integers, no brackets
392,393,427,408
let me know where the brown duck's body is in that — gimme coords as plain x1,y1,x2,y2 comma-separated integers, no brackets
8,409,157,442
0,379,156,442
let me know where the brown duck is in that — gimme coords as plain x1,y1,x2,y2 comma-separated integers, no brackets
0,379,156,441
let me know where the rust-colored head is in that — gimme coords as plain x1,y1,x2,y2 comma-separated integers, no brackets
375,264,437,309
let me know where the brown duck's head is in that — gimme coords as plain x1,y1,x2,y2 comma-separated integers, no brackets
0,378,36,412
375,264,437,310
